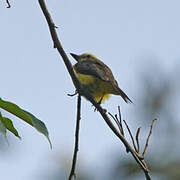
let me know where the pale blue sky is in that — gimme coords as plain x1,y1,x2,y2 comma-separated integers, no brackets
1,0,180,179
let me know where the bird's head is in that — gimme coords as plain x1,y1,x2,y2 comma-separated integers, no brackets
70,53,100,62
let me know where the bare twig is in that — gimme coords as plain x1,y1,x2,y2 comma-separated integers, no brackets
115,114,124,135
108,107,124,136
38,1,152,179
67,90,78,97
108,112,122,135
109,112,131,153
69,95,81,180
6,0,11,8
123,120,138,153
142,119,157,157
118,106,124,136
109,110,151,175
136,127,141,153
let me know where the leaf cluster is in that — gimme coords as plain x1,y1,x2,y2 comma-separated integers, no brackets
0,98,51,148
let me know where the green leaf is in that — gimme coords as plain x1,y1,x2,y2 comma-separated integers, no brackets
0,98,32,126
0,112,8,143
23,110,52,149
0,98,52,148
1,117,21,139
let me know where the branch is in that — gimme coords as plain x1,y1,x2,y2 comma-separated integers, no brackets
109,108,153,178
118,106,124,136
38,1,152,179
68,95,81,180
6,0,11,8
108,112,123,136
136,127,141,153
142,119,157,157
123,120,138,152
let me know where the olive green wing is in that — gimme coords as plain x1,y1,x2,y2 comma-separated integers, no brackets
74,59,133,103
74,59,114,82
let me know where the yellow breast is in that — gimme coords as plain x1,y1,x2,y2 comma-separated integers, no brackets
74,69,110,103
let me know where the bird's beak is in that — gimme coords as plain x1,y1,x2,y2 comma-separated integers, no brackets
70,53,80,62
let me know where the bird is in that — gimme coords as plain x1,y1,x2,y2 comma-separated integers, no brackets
70,53,132,104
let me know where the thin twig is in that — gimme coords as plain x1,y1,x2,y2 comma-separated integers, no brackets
69,95,81,180
123,120,138,152
67,90,78,97
142,119,157,157
136,127,141,153
115,114,124,135
108,112,122,135
118,106,124,136
6,0,11,8
38,1,152,179
108,112,130,153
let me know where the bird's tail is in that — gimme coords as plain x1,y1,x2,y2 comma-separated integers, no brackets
116,87,133,104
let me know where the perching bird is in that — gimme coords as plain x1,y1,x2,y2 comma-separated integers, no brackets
71,53,132,104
